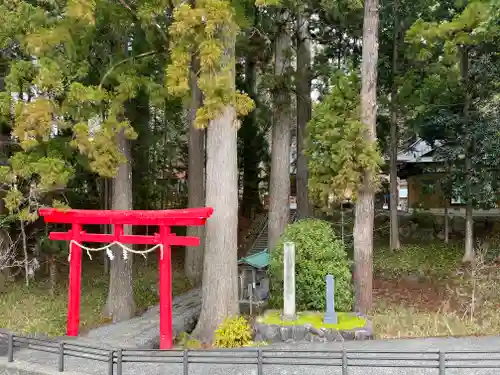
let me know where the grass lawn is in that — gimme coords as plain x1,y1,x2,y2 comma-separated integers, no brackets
371,241,500,339
0,251,191,336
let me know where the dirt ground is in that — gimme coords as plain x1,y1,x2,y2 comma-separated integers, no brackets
373,277,458,312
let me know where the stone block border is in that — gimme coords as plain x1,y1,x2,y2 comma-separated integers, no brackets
253,310,373,343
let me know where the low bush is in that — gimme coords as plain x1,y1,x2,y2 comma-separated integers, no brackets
176,332,202,349
410,211,436,229
214,316,253,348
268,219,353,312
374,243,462,279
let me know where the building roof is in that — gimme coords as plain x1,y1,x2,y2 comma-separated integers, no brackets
396,139,437,163
238,249,269,269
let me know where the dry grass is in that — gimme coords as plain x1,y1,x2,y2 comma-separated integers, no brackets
0,258,191,336
371,241,500,339
371,303,500,339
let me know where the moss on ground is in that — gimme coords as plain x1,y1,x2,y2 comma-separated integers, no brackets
257,310,366,330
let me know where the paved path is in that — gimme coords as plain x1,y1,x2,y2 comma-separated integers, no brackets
85,287,201,349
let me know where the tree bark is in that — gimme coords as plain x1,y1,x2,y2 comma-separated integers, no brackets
0,57,10,288
49,255,58,296
103,178,110,275
104,132,136,321
296,11,312,220
240,54,262,220
444,200,449,244
354,0,379,314
193,105,239,343
269,15,292,251
460,47,474,263
389,0,400,251
185,57,205,286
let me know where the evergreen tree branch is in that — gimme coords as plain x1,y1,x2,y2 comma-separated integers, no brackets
114,0,169,42
99,51,161,89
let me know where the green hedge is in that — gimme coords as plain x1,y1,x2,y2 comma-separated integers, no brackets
268,219,353,312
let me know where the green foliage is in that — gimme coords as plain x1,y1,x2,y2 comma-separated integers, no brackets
402,0,500,210
374,243,462,279
166,0,255,128
0,149,74,224
268,219,354,312
214,316,253,348
305,71,382,206
176,332,203,349
254,0,280,6
38,234,67,257
410,211,436,229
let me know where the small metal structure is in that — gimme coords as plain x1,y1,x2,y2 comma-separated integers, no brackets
238,249,270,314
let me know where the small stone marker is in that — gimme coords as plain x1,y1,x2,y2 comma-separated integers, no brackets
283,242,296,320
324,274,338,324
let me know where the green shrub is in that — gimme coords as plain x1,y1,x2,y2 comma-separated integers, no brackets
214,316,253,348
410,211,436,229
374,243,461,278
176,332,202,349
268,219,353,312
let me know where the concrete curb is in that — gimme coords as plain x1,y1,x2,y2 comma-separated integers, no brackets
0,357,82,375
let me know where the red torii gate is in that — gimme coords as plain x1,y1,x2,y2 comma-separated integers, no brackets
39,207,213,350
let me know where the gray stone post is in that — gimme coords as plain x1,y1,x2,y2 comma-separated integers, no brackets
283,242,296,320
324,274,338,324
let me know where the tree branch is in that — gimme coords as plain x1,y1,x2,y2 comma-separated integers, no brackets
99,50,161,89
115,0,169,42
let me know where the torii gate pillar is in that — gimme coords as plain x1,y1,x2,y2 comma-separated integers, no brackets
39,207,213,350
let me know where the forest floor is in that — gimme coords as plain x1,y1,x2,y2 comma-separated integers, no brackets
0,247,191,336
371,241,500,338
3,239,500,340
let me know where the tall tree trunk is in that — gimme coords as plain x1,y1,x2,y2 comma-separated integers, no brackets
444,200,449,244
240,54,262,220
269,15,292,251
296,11,312,220
460,47,474,263
185,58,205,286
192,19,239,341
104,132,135,321
103,178,110,274
193,105,239,343
389,0,400,251
0,55,10,288
354,0,379,314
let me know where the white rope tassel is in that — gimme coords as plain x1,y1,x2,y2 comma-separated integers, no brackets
68,240,163,262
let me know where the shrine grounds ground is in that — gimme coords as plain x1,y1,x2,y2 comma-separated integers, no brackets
2,240,500,341
0,249,191,336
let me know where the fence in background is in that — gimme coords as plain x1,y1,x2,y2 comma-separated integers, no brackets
2,332,500,375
